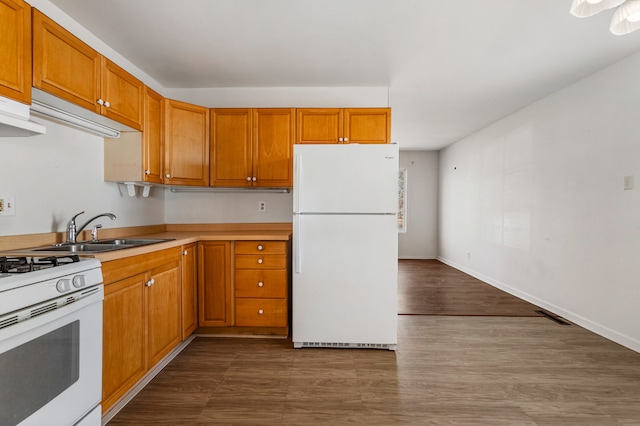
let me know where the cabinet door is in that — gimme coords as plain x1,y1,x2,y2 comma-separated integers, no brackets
296,108,342,144
210,108,252,187
0,0,30,103
181,243,197,339
32,9,101,113
146,260,182,367
343,108,391,144
253,108,295,187
101,57,144,130
102,274,146,413
164,99,210,186
143,87,164,184
198,241,231,326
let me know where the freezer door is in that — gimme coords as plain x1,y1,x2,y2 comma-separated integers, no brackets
293,144,399,214
292,214,398,347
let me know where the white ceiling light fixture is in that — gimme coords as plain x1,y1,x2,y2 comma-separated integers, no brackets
610,0,640,34
570,0,625,17
570,0,640,35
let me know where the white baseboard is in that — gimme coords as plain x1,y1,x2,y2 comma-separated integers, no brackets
437,256,640,353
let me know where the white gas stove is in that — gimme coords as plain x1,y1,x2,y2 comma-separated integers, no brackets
0,254,104,426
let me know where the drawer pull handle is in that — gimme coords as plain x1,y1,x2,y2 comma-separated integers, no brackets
257,245,263,251
258,309,264,315
257,258,263,264
258,281,264,287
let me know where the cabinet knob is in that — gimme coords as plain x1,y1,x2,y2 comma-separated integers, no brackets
258,281,264,287
97,98,104,105
257,258,263,264
344,137,349,142
165,173,171,178
145,169,151,175
104,101,111,108
258,309,264,315
338,137,343,142
252,177,257,182
257,245,263,251
183,250,188,255
146,280,152,287
246,177,251,181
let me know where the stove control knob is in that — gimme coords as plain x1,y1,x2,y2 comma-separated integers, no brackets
72,275,86,288
56,279,71,293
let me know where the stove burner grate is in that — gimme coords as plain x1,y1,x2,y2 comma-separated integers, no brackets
0,255,81,274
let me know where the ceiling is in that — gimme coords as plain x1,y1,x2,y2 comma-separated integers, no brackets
49,0,640,150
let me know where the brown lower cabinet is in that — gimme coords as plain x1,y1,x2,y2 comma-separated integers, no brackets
198,240,290,334
101,238,289,413
198,241,232,326
101,248,183,413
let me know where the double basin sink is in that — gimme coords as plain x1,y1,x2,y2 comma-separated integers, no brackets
29,238,175,254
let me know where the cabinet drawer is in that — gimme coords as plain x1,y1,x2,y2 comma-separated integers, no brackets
235,299,287,327
235,254,286,269
235,241,286,255
236,270,287,298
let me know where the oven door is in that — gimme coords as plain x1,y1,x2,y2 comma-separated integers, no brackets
0,287,103,426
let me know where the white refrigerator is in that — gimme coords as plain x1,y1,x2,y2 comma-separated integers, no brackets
292,143,399,350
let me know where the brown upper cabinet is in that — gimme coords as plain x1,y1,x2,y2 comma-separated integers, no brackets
103,86,164,184
296,107,391,144
210,108,294,188
142,87,164,184
164,99,209,186
0,0,31,104
32,9,144,130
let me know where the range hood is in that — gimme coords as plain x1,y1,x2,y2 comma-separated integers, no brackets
30,88,137,138
0,95,46,137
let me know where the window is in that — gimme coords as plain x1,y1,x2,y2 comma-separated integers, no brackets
398,168,407,233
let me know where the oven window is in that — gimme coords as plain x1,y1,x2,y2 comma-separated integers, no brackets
0,320,80,426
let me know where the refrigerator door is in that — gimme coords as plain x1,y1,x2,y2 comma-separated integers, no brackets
292,213,398,348
293,144,399,214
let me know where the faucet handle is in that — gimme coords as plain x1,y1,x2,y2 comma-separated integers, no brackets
91,224,102,242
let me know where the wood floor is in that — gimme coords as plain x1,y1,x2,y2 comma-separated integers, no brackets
398,260,542,316
107,260,640,425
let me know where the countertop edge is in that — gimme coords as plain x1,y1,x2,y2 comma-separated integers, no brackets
0,229,292,263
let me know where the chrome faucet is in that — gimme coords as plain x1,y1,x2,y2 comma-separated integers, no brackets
65,211,117,243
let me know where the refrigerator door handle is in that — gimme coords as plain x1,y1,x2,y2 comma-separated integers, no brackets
294,154,302,213
293,214,302,274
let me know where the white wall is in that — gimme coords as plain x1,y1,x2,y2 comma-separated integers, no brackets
438,51,640,352
0,118,164,236
398,151,438,259
165,190,292,224
166,87,389,108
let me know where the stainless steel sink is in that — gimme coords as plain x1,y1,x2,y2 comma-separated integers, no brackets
93,238,173,246
32,243,127,253
26,238,174,254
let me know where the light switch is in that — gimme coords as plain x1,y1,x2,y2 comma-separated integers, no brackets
624,175,634,190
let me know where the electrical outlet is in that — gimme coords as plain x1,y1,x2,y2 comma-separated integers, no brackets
624,175,634,190
0,196,16,216
258,201,266,212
